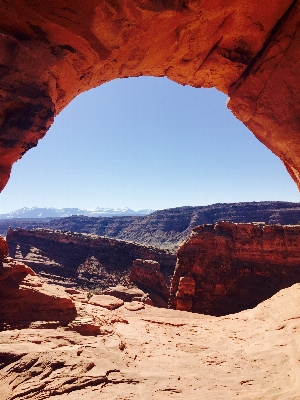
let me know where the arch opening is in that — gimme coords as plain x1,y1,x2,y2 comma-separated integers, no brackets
0,0,300,196
1,77,299,214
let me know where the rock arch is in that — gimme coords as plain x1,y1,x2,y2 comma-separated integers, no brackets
1,0,300,190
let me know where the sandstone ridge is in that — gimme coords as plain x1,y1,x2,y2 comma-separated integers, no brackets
1,2,300,189
170,221,300,315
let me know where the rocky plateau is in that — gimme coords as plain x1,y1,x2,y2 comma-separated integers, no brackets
2,201,300,250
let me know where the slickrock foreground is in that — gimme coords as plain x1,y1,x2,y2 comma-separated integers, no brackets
170,222,300,315
1,1,300,191
1,277,300,399
1,232,300,398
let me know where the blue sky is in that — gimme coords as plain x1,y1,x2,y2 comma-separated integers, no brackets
0,76,299,213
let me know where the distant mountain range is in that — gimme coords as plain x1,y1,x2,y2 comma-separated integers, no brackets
0,207,155,219
2,201,300,250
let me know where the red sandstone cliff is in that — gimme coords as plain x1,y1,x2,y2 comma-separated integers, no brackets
130,259,170,303
170,222,300,315
0,2,300,190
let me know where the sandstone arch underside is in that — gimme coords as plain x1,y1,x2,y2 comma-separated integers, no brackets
1,0,300,190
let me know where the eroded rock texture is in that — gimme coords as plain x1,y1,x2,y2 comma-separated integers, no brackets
6,227,175,290
130,259,170,303
170,222,300,315
0,258,77,327
2,283,300,398
1,1,300,189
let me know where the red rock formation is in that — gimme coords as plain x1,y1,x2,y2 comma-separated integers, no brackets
1,1,300,190
2,284,300,398
88,294,124,310
169,222,300,315
130,259,170,302
0,257,76,327
102,284,153,304
6,228,176,289
0,236,8,260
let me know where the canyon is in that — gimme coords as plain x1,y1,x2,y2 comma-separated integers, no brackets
2,201,300,250
8,221,300,318
6,228,175,302
2,1,300,398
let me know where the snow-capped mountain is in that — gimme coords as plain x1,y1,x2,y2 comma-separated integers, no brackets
0,207,155,219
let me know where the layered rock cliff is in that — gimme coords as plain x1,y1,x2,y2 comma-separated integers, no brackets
1,1,300,191
6,228,176,292
130,259,170,303
170,222,300,315
2,201,300,250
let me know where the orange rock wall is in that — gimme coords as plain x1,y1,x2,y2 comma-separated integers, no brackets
169,222,300,315
130,259,170,302
1,1,300,189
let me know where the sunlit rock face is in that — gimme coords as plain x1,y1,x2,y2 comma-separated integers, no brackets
169,222,300,315
1,1,300,189
0,236,77,327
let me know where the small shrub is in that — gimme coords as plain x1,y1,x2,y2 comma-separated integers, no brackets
87,291,93,300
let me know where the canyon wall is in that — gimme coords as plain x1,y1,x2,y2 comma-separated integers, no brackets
6,228,175,291
130,259,170,303
170,222,300,315
1,1,300,190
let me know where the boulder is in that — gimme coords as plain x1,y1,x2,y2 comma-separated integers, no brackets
102,285,149,302
88,295,124,310
124,301,145,311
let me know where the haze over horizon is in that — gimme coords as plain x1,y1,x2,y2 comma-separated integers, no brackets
0,76,299,214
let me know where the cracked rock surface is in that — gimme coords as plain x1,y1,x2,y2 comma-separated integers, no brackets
1,282,300,398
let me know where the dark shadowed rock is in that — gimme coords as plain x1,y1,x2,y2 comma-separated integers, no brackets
6,228,176,290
